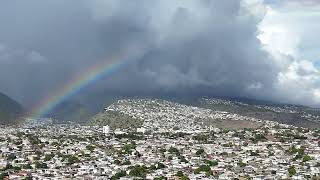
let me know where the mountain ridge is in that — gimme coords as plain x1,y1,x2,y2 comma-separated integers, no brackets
87,97,320,129
0,92,24,125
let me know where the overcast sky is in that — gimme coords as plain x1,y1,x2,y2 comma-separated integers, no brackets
0,0,320,108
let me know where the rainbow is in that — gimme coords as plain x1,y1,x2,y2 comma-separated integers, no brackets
29,48,143,118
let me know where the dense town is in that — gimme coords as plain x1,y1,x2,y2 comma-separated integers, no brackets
1,99,320,179
1,122,320,179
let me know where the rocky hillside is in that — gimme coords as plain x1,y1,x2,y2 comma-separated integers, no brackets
88,98,266,132
198,97,320,128
0,92,24,125
88,110,143,130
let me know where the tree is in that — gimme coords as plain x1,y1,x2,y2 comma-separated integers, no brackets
196,148,205,156
168,147,180,156
288,165,296,177
238,160,246,167
44,154,54,161
67,155,80,165
302,155,313,162
22,163,32,169
7,153,16,160
179,156,189,163
114,159,121,165
205,160,218,166
176,171,184,177
195,165,212,174
156,162,166,169
123,160,131,165
86,145,95,151
150,164,157,170
33,156,40,161
154,176,167,180
180,176,190,180
111,170,126,180
22,163,33,169
0,173,9,180
12,166,21,171
35,161,48,169
129,165,147,177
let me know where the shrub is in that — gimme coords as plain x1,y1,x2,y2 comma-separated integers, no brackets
111,170,126,180
196,149,205,156
288,166,296,176
129,165,147,177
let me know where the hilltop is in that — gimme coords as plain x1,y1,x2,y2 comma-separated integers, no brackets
88,97,320,130
88,98,265,131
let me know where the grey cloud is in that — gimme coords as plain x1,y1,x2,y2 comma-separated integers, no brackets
0,0,319,109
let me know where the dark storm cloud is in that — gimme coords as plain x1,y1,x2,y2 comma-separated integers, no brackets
89,0,279,99
0,0,317,107
0,0,102,105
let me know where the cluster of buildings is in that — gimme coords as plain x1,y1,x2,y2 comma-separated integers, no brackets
200,98,299,114
106,99,265,132
0,122,319,179
201,98,320,122
0,98,320,179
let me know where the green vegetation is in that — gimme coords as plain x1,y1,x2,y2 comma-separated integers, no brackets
176,171,184,177
288,145,305,155
149,162,166,170
22,163,33,169
205,160,218,166
196,148,205,156
193,134,209,142
288,165,296,176
111,170,127,180
66,155,80,165
7,153,16,160
86,145,95,151
154,176,167,180
156,162,166,169
180,176,190,180
129,165,147,178
0,172,9,180
35,161,48,169
26,134,42,146
168,147,180,156
117,142,136,156
44,154,54,161
88,111,144,129
194,165,212,175
238,160,247,167
179,155,189,163
175,171,190,180
302,155,313,162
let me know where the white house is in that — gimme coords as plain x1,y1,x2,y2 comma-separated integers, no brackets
103,126,110,134
136,127,146,133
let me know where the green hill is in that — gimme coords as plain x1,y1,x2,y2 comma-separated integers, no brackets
88,111,143,130
0,92,24,125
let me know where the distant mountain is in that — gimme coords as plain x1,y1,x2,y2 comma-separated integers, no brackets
86,97,320,129
47,101,93,124
88,98,264,131
52,89,320,129
0,92,24,125
198,97,320,128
